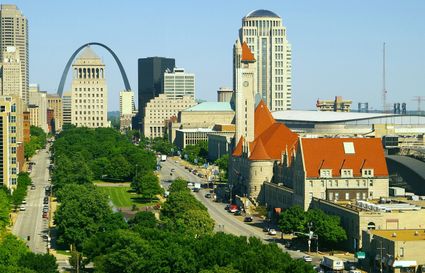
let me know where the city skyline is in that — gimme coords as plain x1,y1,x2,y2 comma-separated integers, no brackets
10,0,425,111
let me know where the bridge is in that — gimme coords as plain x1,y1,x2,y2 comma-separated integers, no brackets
57,42,131,97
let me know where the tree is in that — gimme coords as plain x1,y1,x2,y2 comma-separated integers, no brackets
131,172,162,200
11,172,32,210
215,154,229,180
306,209,347,246
168,178,190,193
278,206,307,234
18,252,59,273
0,190,10,230
103,155,132,181
128,211,157,229
173,209,214,237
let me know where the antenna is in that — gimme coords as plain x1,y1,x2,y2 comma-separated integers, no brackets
382,42,387,113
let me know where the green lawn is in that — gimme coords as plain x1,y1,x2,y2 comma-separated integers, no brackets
96,183,158,208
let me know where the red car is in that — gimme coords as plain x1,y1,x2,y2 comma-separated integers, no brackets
42,212,48,219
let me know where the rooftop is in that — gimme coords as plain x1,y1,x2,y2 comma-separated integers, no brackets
183,102,233,112
272,110,391,123
245,9,280,19
77,46,100,60
371,229,425,241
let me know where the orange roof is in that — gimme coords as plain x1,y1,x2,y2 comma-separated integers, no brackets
249,138,271,160
241,42,255,62
254,100,275,138
301,138,389,178
232,136,244,157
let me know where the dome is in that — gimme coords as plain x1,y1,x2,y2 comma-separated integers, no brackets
245,9,280,19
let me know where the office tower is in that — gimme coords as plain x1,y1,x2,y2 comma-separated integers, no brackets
0,5,28,104
119,90,135,131
0,96,25,189
163,68,195,99
137,57,175,131
47,94,63,131
238,9,292,111
29,84,48,132
62,92,71,125
70,46,109,128
234,40,257,142
0,46,22,98
217,87,234,102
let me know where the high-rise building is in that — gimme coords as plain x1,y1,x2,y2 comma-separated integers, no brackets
0,46,22,98
62,92,71,125
163,68,195,100
70,46,109,128
0,5,28,104
47,94,63,131
137,57,175,131
0,95,25,189
217,87,234,103
119,90,135,131
237,9,292,111
29,84,48,132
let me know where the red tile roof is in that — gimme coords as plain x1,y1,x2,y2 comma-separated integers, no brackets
301,138,388,178
241,42,255,62
254,100,275,138
249,138,271,160
232,136,244,157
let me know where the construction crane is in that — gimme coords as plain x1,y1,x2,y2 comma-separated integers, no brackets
412,96,425,112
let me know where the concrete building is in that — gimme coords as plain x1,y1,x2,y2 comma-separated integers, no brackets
175,124,235,150
119,90,135,131
163,68,195,100
238,9,292,111
47,108,54,134
62,92,71,125
70,46,109,128
0,5,28,104
137,57,175,130
0,46,22,99
28,105,40,128
143,94,196,139
217,87,234,103
0,96,25,189
47,94,62,131
22,110,30,143
363,229,425,273
29,84,48,132
316,96,352,112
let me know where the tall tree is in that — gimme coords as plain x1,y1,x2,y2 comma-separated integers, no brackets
131,172,162,200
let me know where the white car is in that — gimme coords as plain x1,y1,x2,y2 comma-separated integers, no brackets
19,206,26,211
268,229,277,235
303,255,313,262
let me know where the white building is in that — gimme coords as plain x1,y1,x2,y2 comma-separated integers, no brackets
29,84,48,133
0,5,28,104
119,90,135,131
70,46,109,128
143,94,197,139
238,9,292,111
0,47,22,99
163,68,195,100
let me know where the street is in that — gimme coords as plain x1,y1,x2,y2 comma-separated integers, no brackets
12,146,51,254
158,158,308,261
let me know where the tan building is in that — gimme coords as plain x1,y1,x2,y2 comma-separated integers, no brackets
143,94,197,139
363,229,425,273
316,96,352,112
0,46,22,99
28,105,39,128
217,87,233,103
47,94,62,131
175,124,235,150
163,67,195,100
62,92,71,125
0,4,28,104
29,84,48,132
70,46,109,128
0,95,25,189
119,90,135,131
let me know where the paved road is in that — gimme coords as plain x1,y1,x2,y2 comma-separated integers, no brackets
12,146,51,253
158,158,306,260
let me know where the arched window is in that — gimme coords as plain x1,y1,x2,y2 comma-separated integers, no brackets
96,68,99,78
367,222,376,230
83,68,87,79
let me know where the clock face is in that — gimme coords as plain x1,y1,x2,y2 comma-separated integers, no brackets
243,81,249,87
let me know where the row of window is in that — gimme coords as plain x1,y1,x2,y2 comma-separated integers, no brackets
309,179,373,188
75,99,104,104
320,169,374,178
74,104,104,109
75,111,104,115
75,116,104,121
74,87,104,92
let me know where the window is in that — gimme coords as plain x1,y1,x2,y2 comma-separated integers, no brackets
11,157,16,164
341,169,352,178
11,137,16,143
11,104,16,112
345,192,350,200
362,169,374,177
11,147,16,154
328,192,334,201
335,193,339,200
320,169,332,178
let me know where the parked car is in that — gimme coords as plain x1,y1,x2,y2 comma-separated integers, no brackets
205,193,212,198
229,204,239,213
303,255,313,262
234,210,242,216
224,204,230,210
42,212,48,218
263,226,270,232
21,200,27,205
268,229,277,235
197,173,204,178
43,207,49,213
30,184,36,190
171,168,175,172
19,206,26,211
192,187,200,192
244,216,253,222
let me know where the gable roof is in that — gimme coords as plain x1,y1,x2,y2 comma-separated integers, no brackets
301,138,388,178
249,138,271,160
254,100,276,138
241,42,255,62
232,136,244,157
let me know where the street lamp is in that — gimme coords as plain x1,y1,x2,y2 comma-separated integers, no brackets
308,222,313,253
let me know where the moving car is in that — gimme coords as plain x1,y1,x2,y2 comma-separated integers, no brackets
268,228,277,235
171,168,175,172
243,216,253,222
303,255,313,262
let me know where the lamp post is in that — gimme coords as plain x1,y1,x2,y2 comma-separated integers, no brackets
308,222,313,253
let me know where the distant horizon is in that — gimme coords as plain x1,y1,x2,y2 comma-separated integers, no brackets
9,0,425,112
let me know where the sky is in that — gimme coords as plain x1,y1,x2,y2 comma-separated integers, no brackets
9,0,425,111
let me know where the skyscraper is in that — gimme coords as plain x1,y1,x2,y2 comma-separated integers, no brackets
163,68,195,100
238,9,292,111
0,5,28,104
70,46,109,128
137,57,175,131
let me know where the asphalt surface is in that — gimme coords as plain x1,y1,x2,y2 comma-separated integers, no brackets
158,158,309,261
12,146,51,253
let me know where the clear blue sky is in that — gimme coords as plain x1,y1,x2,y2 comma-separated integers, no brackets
10,0,425,111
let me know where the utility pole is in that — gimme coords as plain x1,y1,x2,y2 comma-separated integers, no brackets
377,239,385,273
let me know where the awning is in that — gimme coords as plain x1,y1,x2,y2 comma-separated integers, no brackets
391,260,417,268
